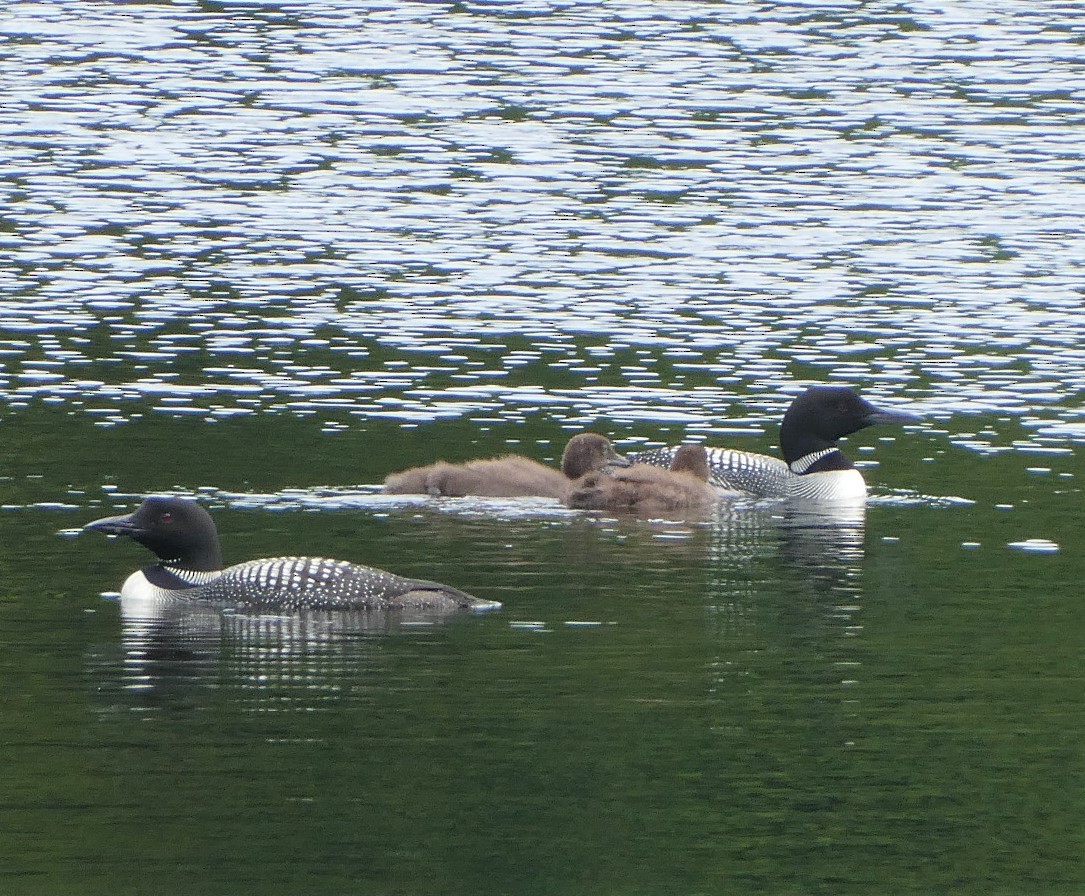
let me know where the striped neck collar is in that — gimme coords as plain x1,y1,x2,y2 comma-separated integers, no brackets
147,564,222,589
789,447,842,475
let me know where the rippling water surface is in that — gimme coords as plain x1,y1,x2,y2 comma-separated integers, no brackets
3,2,1085,894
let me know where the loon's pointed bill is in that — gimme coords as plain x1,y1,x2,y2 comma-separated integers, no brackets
861,404,923,426
85,511,150,538
84,496,500,614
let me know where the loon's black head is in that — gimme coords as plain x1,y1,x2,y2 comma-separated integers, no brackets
779,386,919,468
561,433,630,479
85,496,224,572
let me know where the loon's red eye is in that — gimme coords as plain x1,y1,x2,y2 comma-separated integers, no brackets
160,512,173,524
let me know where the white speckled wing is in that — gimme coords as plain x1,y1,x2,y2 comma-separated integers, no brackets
187,557,484,612
631,447,791,498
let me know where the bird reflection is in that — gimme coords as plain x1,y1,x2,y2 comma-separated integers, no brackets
776,500,867,580
702,498,866,592
702,499,868,772
104,593,463,707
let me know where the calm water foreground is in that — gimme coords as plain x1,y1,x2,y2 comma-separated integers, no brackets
4,1,1085,894
3,418,1084,895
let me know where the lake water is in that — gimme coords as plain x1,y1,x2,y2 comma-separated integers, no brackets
3,1,1085,893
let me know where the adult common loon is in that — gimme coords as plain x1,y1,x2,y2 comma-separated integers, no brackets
85,496,500,613
631,386,919,502
383,432,629,499
567,444,718,516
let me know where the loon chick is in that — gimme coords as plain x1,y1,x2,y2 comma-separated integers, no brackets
382,432,629,500
567,444,718,516
632,386,919,502
84,496,500,613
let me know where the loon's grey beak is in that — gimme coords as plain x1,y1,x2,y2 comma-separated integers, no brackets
863,406,923,426
84,511,141,537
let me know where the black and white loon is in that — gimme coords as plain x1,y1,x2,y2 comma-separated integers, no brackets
632,386,920,502
84,496,500,613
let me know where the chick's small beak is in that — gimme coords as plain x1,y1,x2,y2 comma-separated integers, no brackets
607,447,632,468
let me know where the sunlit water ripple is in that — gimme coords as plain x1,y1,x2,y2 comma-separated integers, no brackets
2,0,1085,463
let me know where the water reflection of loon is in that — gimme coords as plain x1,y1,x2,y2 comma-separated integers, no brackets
108,594,460,704
702,499,866,632
700,501,870,825
702,500,867,732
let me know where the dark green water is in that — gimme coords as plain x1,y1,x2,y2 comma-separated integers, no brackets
4,0,1085,892
3,411,1084,894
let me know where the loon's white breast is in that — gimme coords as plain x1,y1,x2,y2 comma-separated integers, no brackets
119,568,163,602
119,567,218,603
786,467,867,503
